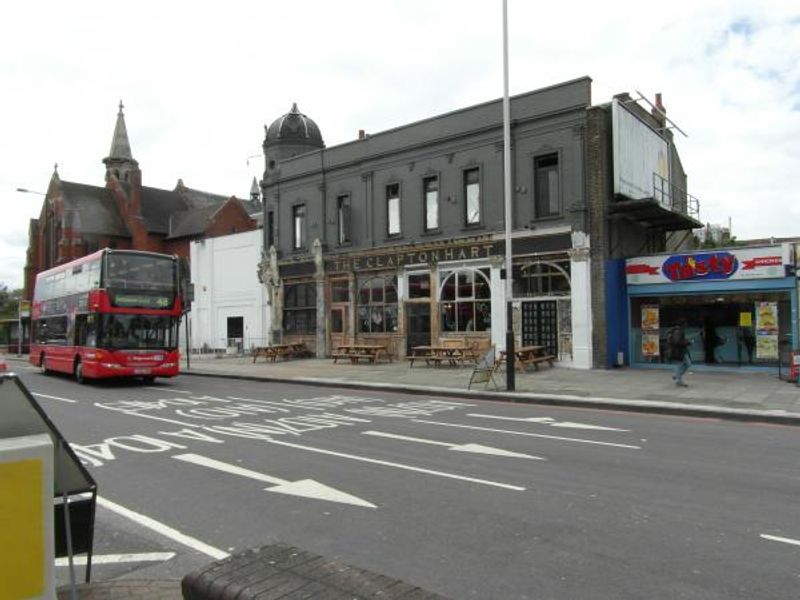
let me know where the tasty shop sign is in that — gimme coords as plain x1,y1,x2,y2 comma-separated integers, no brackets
626,246,789,285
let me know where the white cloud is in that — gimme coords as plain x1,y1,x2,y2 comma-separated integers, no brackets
1,0,799,288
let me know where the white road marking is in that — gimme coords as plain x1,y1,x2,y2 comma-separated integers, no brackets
362,430,544,460
467,413,629,432
55,552,175,566
143,387,195,394
31,392,77,404
172,453,376,508
414,420,641,449
761,534,800,547
265,438,526,491
96,495,229,560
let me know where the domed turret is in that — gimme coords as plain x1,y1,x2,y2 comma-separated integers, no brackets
262,103,325,182
265,103,324,149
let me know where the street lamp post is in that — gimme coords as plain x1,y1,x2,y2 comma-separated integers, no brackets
502,0,515,390
16,187,47,356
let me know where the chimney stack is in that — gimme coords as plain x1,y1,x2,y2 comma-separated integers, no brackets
358,129,366,140
652,93,667,127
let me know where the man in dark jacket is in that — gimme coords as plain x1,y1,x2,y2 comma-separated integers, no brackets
669,321,692,387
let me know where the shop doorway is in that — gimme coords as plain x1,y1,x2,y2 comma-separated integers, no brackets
521,301,558,357
406,303,431,352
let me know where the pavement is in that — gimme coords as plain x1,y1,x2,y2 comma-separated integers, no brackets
4,352,799,599
179,353,800,425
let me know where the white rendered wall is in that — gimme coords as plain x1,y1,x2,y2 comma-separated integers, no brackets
190,230,269,352
569,244,593,369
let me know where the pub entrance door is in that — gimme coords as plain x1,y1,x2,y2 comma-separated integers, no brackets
405,303,431,354
329,307,348,352
521,300,558,357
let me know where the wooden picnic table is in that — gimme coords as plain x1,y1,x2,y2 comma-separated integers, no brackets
498,345,556,371
252,343,310,363
406,345,472,368
332,343,390,364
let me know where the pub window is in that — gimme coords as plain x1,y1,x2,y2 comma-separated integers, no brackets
534,154,560,218
386,183,401,237
283,282,316,334
331,278,350,303
464,168,481,226
514,261,571,297
357,275,398,333
337,194,351,245
423,176,439,231
439,268,491,332
407,273,431,299
292,204,306,250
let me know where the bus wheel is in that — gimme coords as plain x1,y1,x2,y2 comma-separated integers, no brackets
143,376,156,385
39,353,49,375
74,360,86,385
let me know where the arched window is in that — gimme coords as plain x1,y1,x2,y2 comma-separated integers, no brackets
514,261,571,297
357,275,398,333
439,268,491,332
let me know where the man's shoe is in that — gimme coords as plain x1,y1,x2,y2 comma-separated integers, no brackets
676,381,688,387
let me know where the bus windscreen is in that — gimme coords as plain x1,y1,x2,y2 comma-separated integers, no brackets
105,253,175,291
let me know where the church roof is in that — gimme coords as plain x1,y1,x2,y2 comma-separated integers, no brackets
166,205,220,239
138,185,190,234
60,181,130,237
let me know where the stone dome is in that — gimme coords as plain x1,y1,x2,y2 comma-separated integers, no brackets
264,103,324,148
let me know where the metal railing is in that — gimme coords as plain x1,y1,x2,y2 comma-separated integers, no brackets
653,173,700,220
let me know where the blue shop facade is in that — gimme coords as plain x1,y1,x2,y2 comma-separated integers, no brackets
607,244,799,370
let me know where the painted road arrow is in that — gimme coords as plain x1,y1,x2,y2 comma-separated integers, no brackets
172,453,376,508
467,413,629,431
361,430,544,460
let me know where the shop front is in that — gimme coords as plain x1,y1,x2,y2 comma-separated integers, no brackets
625,245,798,369
323,238,501,358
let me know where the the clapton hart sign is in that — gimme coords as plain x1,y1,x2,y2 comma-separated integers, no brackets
327,242,496,273
626,246,789,285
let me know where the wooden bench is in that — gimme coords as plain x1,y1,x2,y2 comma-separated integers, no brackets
523,354,556,370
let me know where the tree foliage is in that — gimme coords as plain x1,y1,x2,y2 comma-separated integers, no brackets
0,283,23,320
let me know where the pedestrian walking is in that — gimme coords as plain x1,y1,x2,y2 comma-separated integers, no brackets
669,320,692,387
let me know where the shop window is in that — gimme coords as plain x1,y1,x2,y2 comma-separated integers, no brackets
514,261,571,297
283,282,316,334
357,275,398,333
629,293,791,366
408,273,431,299
331,278,349,303
423,176,439,231
292,205,306,250
386,183,401,237
337,194,351,245
534,154,560,218
439,268,491,332
464,168,481,225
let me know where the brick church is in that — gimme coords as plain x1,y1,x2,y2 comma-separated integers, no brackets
23,102,260,300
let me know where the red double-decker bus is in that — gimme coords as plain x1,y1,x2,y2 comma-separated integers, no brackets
30,249,184,384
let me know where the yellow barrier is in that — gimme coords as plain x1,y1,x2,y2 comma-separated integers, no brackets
0,434,55,600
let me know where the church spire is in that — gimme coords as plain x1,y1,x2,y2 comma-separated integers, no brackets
103,100,139,182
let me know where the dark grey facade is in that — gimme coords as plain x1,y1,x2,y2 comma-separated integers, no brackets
258,78,700,368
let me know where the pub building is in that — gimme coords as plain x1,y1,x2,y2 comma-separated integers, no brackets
620,244,798,369
255,79,702,369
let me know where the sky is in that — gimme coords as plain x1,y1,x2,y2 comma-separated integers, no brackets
1,0,799,289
